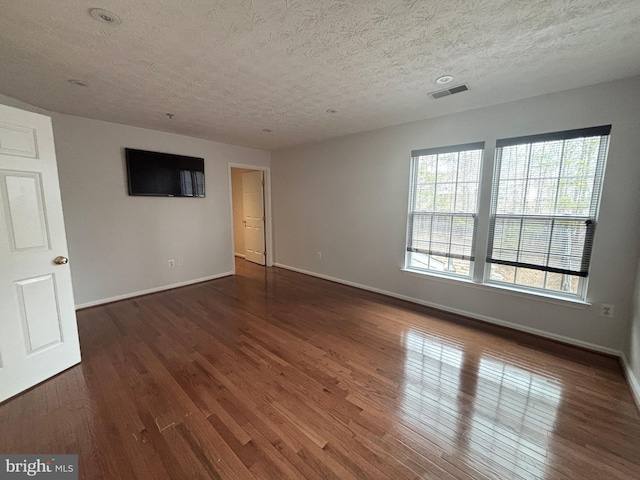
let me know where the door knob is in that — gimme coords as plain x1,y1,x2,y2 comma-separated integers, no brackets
53,256,69,265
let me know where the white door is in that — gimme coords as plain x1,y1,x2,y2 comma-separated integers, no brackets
242,170,266,265
0,105,81,403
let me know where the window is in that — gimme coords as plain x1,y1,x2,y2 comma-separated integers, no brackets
486,126,610,296
406,143,484,277
405,125,611,300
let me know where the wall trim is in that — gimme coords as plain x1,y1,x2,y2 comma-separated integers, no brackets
621,353,640,411
75,271,234,310
274,263,622,357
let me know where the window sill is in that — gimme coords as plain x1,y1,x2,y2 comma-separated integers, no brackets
400,268,591,309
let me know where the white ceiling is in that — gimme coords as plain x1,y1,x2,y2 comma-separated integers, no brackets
1,0,639,150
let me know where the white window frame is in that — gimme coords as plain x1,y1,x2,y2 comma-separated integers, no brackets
485,126,610,300
405,125,611,302
405,142,485,279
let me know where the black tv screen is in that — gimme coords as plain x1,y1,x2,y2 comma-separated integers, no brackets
126,148,205,197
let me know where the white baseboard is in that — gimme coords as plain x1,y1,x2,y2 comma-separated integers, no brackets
75,271,234,309
621,353,640,410
234,253,246,258
273,263,622,358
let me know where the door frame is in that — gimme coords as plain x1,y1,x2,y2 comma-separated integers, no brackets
228,163,273,271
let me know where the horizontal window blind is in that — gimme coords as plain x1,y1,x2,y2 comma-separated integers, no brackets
407,212,477,260
407,143,484,265
487,126,610,277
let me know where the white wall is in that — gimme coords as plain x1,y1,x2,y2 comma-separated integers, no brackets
0,97,274,307
272,76,640,353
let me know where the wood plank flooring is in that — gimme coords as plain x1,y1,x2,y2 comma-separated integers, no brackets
2,259,640,479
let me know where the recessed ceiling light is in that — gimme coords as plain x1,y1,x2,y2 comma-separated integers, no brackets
262,128,273,133
89,8,121,25
435,75,454,85
326,109,337,114
68,79,88,87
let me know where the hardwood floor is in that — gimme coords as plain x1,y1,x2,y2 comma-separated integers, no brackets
2,259,640,479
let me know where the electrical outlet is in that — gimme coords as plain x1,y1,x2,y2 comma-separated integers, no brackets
168,259,175,268
599,303,615,318
317,251,322,260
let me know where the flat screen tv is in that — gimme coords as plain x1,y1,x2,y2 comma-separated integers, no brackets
126,148,205,197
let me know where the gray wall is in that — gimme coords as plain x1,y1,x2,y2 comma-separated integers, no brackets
0,93,49,114
272,76,640,354
0,94,271,306
51,115,270,306
627,260,640,405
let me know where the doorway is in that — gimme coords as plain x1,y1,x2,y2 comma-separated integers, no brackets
229,165,273,269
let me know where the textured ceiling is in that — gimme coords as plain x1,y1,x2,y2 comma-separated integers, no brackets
1,0,639,150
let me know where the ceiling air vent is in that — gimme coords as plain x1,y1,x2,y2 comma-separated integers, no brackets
428,83,469,100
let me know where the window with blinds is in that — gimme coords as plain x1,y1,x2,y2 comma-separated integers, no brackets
406,142,484,277
486,125,610,295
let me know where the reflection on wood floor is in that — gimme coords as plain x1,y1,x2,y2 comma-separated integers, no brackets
1,259,639,479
